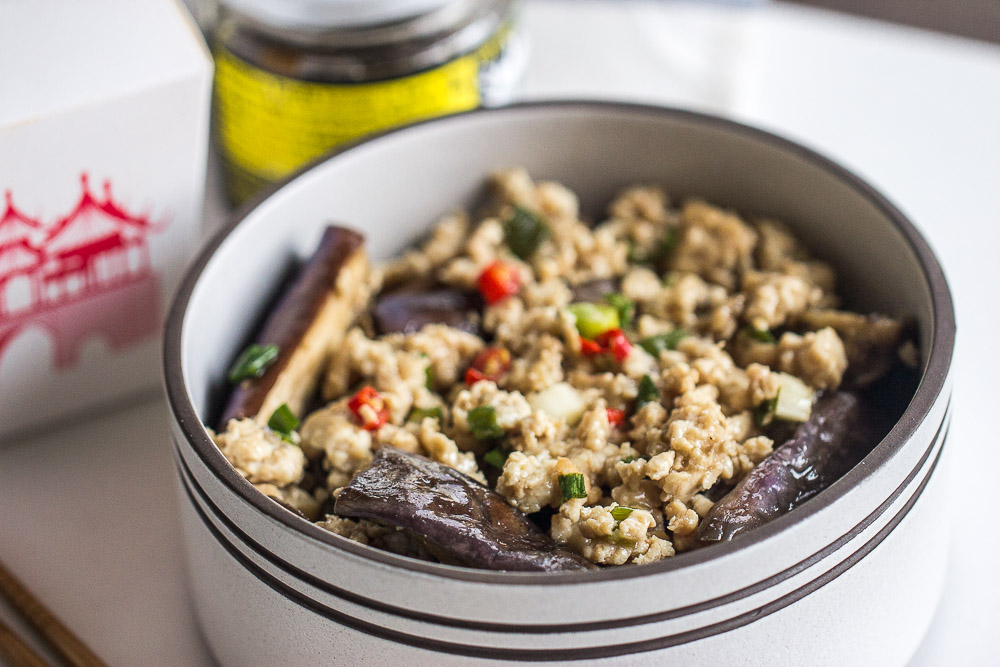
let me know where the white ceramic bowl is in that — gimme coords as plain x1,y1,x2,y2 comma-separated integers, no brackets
164,102,954,665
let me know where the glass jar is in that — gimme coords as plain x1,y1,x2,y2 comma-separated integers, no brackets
211,0,526,204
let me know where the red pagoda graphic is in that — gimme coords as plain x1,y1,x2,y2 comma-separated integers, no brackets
0,174,165,372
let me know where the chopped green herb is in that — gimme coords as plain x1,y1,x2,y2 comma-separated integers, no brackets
627,230,676,265
611,506,635,523
407,406,444,423
425,365,435,391
604,292,635,330
559,473,588,502
267,403,299,437
744,324,777,344
504,206,550,259
567,302,620,340
658,228,678,256
483,447,510,469
753,394,779,426
620,455,647,464
636,374,660,408
227,343,279,384
610,528,636,549
468,405,504,441
626,240,642,263
639,330,688,356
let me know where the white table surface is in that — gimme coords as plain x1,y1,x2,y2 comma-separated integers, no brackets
3,1,998,664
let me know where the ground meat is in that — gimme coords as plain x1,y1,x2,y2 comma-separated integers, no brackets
322,328,428,417
742,270,820,330
379,211,469,288
733,325,849,391
551,500,670,566
635,384,770,506
503,333,565,394
798,309,903,386
755,219,836,294
491,168,630,285
255,483,321,520
213,419,305,487
634,272,741,339
510,409,567,457
416,419,485,483
215,169,910,569
672,200,758,290
607,185,670,225
496,452,573,513
317,515,432,560
299,403,374,490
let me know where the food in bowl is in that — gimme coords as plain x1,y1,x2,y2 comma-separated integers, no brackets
208,167,916,571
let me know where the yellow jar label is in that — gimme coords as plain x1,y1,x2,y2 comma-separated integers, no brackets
214,47,484,203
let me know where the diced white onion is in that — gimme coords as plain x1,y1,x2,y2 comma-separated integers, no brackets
774,373,815,422
528,382,586,424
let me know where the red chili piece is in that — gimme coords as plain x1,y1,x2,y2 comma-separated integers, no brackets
606,408,626,427
579,338,604,356
595,328,632,362
465,347,512,385
476,261,521,304
348,386,389,431
581,328,634,362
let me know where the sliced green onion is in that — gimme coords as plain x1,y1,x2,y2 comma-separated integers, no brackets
483,447,509,469
611,506,635,522
504,206,550,259
567,303,620,340
559,473,587,502
661,228,678,252
227,343,279,383
468,405,504,441
753,395,779,426
604,292,635,330
620,455,647,464
639,330,688,356
744,324,777,344
610,528,636,549
425,365,435,391
627,230,676,265
774,373,815,422
267,403,299,437
626,240,642,263
407,406,443,423
636,374,660,408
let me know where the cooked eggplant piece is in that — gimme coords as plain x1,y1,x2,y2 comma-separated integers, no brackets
698,391,874,542
335,448,596,572
372,287,481,335
220,226,369,427
571,278,620,304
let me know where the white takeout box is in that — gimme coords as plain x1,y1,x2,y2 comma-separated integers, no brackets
0,0,212,438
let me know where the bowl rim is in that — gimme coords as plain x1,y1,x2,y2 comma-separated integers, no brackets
164,100,955,585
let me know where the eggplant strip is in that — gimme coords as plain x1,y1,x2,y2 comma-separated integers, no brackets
336,448,596,572
221,226,369,427
698,392,875,542
372,287,481,336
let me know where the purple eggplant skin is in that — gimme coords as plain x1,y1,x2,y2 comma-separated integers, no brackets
373,288,482,336
571,278,620,304
335,448,597,572
698,392,875,542
220,226,366,428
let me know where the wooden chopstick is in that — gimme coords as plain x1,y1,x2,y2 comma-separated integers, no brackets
0,616,47,667
0,561,106,667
